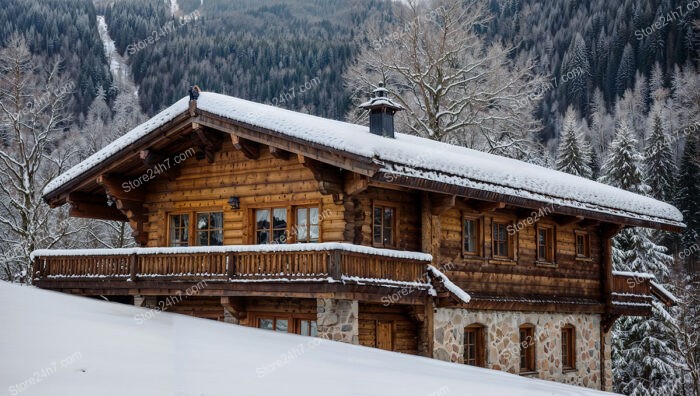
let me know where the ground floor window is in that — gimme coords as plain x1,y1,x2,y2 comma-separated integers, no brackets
464,324,486,367
519,324,536,372
254,313,317,336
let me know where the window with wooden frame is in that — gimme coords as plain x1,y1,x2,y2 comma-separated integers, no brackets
462,216,482,256
464,324,486,367
196,212,223,246
255,208,288,244
257,316,289,333
536,224,555,263
574,231,590,259
372,203,396,248
296,319,318,337
561,325,576,370
254,314,316,336
492,221,513,259
168,214,190,246
295,206,320,243
519,324,536,373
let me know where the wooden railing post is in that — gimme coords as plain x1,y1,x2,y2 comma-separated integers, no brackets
129,253,138,281
328,250,342,280
227,253,236,279
32,257,42,280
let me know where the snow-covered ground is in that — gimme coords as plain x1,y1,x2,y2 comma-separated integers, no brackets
96,15,138,98
0,282,612,395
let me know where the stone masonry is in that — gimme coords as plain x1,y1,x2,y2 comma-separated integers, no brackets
433,308,609,390
316,298,358,344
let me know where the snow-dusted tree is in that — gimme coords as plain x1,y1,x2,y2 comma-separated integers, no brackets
560,33,590,111
643,108,676,203
665,274,700,395
589,87,614,155
0,36,80,282
616,43,635,96
344,0,544,160
602,120,680,395
675,134,700,270
556,107,592,178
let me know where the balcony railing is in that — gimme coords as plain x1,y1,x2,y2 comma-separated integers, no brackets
31,243,432,285
611,271,654,310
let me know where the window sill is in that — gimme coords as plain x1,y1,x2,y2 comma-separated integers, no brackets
489,258,516,266
574,257,593,262
562,367,577,373
519,370,538,376
534,261,557,268
462,254,487,260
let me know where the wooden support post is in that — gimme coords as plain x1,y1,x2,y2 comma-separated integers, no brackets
227,253,236,279
129,253,138,281
328,250,342,280
231,135,260,160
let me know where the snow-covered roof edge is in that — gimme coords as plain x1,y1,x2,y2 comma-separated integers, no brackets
43,92,683,231
612,270,656,279
30,242,433,262
649,280,679,304
427,265,471,304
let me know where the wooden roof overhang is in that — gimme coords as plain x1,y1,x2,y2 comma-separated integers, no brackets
45,103,683,234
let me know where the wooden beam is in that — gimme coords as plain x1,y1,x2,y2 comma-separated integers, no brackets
429,193,455,216
298,154,344,195
230,135,260,160
554,215,585,227
96,174,148,246
68,199,127,222
471,200,506,212
268,146,290,160
344,173,368,196
221,296,247,319
95,174,145,202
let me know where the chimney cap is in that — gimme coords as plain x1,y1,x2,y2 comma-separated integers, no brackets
359,82,403,111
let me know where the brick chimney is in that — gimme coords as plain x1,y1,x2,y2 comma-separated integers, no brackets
359,82,403,138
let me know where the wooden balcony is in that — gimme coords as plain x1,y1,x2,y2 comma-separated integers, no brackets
611,271,655,315
31,243,433,302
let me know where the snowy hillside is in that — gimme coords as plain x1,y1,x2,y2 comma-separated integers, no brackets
0,282,612,396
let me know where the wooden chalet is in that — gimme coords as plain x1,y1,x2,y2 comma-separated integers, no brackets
32,87,682,391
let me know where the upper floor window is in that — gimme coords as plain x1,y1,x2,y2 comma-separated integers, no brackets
463,216,482,256
295,206,320,243
197,212,223,246
464,324,486,367
373,204,396,247
561,325,576,370
519,324,536,373
492,222,513,259
536,225,555,263
575,231,590,258
255,208,287,244
169,214,189,246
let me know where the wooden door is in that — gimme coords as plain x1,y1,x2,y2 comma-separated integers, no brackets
376,320,394,351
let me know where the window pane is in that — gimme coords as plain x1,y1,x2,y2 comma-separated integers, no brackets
272,229,286,243
300,320,309,336
273,208,287,229
309,225,319,242
170,214,189,247
464,219,478,253
256,210,270,230
197,213,209,230
296,208,308,242
310,207,319,225
256,231,269,244
275,319,288,333
259,318,273,330
373,207,382,244
310,321,318,337
211,212,223,229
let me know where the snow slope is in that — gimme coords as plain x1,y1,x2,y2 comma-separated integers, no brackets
0,282,612,396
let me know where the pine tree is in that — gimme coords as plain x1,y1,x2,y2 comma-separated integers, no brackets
644,109,676,202
602,120,681,395
556,107,592,178
675,134,700,269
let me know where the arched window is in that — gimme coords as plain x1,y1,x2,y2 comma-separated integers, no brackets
464,324,486,367
519,324,536,373
561,325,576,370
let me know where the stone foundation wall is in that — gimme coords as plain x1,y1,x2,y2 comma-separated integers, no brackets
317,299,358,344
433,308,606,390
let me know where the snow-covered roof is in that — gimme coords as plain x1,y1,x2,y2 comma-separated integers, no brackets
44,92,683,229
427,265,471,304
0,282,613,395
